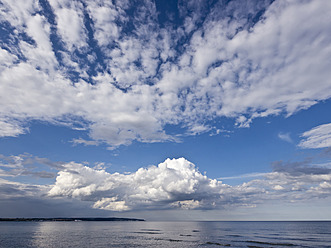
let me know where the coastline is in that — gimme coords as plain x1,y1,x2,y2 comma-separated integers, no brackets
0,217,145,222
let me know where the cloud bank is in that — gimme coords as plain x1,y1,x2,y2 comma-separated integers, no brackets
1,0,331,148
46,157,331,211
1,154,331,212
48,158,225,211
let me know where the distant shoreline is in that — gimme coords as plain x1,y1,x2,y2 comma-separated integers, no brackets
0,217,144,222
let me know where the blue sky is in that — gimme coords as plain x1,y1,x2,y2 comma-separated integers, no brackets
1,0,331,220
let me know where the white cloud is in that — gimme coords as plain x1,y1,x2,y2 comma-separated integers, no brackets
235,116,252,128
0,49,18,68
0,154,60,178
273,185,284,191
85,0,121,47
48,0,88,51
278,132,292,143
0,0,39,28
48,158,226,211
190,0,331,119
1,153,331,212
219,172,268,180
299,123,331,149
56,8,86,50
47,157,331,211
1,0,331,148
0,178,49,198
71,138,99,146
93,197,130,211
170,199,201,210
0,119,27,137
186,123,211,135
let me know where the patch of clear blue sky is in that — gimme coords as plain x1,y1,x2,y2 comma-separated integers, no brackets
1,99,330,186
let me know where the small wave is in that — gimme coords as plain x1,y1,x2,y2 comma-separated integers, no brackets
133,231,162,234
141,229,161,232
154,238,185,242
180,234,193,236
192,230,200,232
205,241,231,246
246,240,294,246
227,234,241,237
168,239,184,242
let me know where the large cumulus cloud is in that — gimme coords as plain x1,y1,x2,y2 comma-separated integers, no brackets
2,154,331,212
48,158,226,211
47,157,331,211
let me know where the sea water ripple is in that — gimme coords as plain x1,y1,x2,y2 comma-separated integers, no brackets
0,221,330,247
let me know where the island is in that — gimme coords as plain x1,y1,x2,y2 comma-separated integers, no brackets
0,217,144,222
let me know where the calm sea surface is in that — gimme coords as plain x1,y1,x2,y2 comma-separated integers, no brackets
0,221,330,247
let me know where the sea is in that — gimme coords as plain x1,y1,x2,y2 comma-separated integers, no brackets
0,221,330,247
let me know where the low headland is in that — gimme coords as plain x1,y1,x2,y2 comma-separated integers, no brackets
0,217,144,222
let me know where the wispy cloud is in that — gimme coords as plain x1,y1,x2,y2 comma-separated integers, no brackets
0,153,63,178
0,178,49,199
218,172,268,180
0,119,27,137
299,123,331,149
71,138,99,146
278,132,292,143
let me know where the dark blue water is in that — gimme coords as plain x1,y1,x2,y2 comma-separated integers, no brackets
0,221,330,247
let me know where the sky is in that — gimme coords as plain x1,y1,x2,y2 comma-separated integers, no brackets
1,0,331,221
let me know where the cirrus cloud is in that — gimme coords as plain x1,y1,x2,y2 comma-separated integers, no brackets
299,123,331,149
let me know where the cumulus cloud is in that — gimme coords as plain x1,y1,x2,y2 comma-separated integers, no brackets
1,0,331,148
48,158,226,211
299,123,331,149
48,157,331,211
50,0,87,51
1,154,331,212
